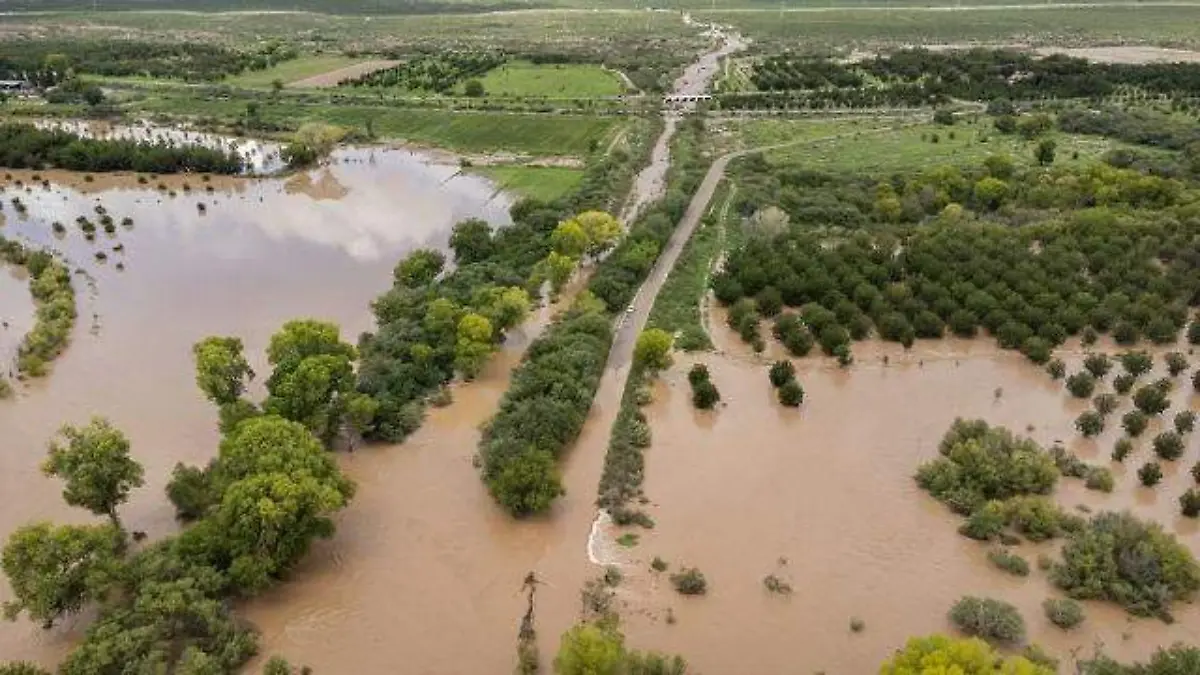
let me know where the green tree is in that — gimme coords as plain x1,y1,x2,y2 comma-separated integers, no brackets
778,380,804,407
769,360,795,387
973,177,1008,210
2,523,121,628
43,418,144,528
545,251,579,292
880,634,1052,674
634,329,673,371
488,449,564,517
393,249,446,287
449,218,493,264
554,622,624,675
263,320,358,445
551,219,589,258
1075,410,1104,438
463,79,485,97
454,312,495,379
574,211,622,257
343,392,379,450
193,336,255,406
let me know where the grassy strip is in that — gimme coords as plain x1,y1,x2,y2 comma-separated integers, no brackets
476,166,585,202
477,61,624,98
226,54,364,88
644,183,731,351
0,237,77,380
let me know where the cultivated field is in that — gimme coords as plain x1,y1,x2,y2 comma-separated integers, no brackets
475,61,624,97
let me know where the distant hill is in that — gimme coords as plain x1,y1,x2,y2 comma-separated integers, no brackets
0,0,557,14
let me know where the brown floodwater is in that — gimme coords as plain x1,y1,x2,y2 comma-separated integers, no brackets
606,303,1200,673
0,144,514,665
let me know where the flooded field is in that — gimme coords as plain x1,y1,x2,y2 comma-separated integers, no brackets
0,145,513,665
610,308,1200,673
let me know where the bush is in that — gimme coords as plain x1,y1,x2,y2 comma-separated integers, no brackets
762,574,792,594
1052,511,1200,619
1166,352,1189,376
917,420,1058,515
1153,431,1185,461
650,557,668,572
1075,410,1104,438
1194,369,1200,393
1114,373,1136,395
687,364,710,387
1175,411,1196,434
1133,384,1171,415
1065,372,1096,398
1085,467,1114,493
768,360,795,387
1112,438,1133,462
1042,598,1085,630
948,596,1025,644
1045,358,1066,380
1120,350,1153,377
987,549,1030,576
1182,489,1200,518
778,380,804,407
1083,353,1112,378
1093,393,1119,417
1139,461,1164,486
1123,410,1149,437
691,380,720,410
669,567,707,595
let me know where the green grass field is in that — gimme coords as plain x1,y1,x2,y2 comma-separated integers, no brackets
226,55,363,88
135,93,617,155
747,118,1161,172
474,61,624,98
476,165,585,201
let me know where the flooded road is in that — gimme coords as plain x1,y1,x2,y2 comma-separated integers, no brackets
611,312,1200,673
0,146,512,664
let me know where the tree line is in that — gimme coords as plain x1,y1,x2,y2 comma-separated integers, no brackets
341,51,504,94
717,150,1200,363
0,123,245,175
0,40,295,84
0,237,76,381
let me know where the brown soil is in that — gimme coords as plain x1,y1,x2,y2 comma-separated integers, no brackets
287,60,401,89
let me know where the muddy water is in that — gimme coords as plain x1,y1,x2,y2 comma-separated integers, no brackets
0,146,512,665
612,311,1200,673
0,263,33,372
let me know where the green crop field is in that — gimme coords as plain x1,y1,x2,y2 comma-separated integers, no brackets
226,55,364,88
476,165,585,201
474,61,624,98
696,5,1200,47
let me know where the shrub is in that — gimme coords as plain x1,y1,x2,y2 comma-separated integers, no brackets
1133,384,1171,415
1085,467,1114,493
1045,358,1066,380
948,596,1025,644
687,364,710,387
1042,598,1084,630
1083,353,1112,378
650,557,668,572
1075,410,1104,438
849,617,865,633
1065,372,1096,398
881,635,1051,673
1093,393,1119,417
762,574,792,594
917,420,1057,515
691,380,720,410
669,567,707,595
1176,411,1197,434
1195,369,1200,393
1139,461,1164,486
1166,352,1189,376
768,360,795,387
1049,445,1088,478
1052,511,1200,619
1122,410,1149,437
987,549,1030,576
1112,438,1133,462
1114,373,1136,395
1120,350,1153,377
1153,431,1185,461
1182,489,1200,518
778,380,804,407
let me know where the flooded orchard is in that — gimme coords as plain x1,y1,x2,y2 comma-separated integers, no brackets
610,311,1200,674
0,144,513,664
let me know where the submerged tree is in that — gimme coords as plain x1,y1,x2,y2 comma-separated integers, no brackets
42,418,144,529
2,522,121,628
192,336,254,406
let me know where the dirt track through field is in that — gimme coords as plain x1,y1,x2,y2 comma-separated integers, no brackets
288,60,400,88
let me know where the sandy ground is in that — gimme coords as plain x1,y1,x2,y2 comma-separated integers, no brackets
1035,45,1200,63
287,60,401,89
